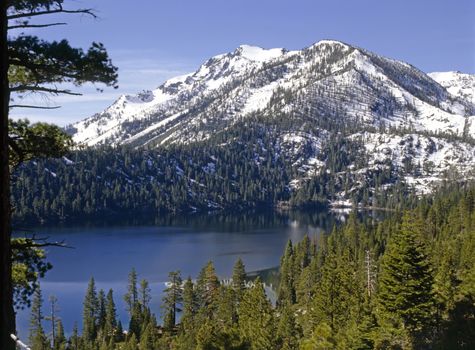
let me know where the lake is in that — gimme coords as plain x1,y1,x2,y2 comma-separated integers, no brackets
14,209,347,338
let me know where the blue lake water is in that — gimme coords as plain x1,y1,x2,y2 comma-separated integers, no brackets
14,210,344,338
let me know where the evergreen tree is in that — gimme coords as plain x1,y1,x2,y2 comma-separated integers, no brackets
97,289,106,335
238,278,275,350
69,322,80,350
104,289,117,342
232,258,247,301
294,235,312,276
195,262,220,314
277,240,296,307
215,286,237,330
28,286,48,350
377,212,436,348
128,303,144,338
82,277,99,343
124,268,138,316
54,319,67,350
45,295,59,350
296,255,319,312
139,279,151,309
178,277,197,348
308,235,356,337
162,270,183,330
181,277,196,328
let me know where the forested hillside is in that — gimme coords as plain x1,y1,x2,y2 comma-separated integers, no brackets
13,114,450,224
25,183,475,349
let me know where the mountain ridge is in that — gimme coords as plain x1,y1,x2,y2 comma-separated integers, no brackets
59,40,475,203
68,40,474,147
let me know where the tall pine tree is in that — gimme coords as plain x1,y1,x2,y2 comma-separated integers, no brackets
82,277,99,343
28,286,47,350
377,212,436,348
162,270,183,330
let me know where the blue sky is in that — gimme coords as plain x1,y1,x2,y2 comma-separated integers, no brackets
10,0,475,125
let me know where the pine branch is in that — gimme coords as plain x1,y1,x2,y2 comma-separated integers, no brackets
8,22,67,30
9,58,86,81
10,85,81,95
9,104,61,109
12,241,72,249
7,7,96,21
11,235,73,249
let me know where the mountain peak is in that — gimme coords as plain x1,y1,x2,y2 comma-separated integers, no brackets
234,44,285,62
71,40,475,149
310,39,350,49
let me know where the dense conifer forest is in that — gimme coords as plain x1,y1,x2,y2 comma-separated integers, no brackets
11,116,427,225
23,183,475,349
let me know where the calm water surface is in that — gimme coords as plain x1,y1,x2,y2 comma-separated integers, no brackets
15,210,346,337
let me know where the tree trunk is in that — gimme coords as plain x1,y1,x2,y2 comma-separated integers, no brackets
0,2,15,350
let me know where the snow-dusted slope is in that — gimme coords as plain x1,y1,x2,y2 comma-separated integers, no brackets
69,40,475,147
429,71,475,105
69,44,292,146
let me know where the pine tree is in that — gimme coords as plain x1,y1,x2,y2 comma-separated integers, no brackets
181,277,198,334
162,270,183,330
377,212,436,348
28,286,48,350
139,279,151,309
104,289,117,342
45,295,59,350
195,262,220,314
308,235,355,336
238,278,275,350
215,286,236,330
128,303,144,338
232,258,246,301
69,322,80,350
296,254,319,312
277,240,296,307
294,235,312,276
97,289,107,336
54,319,67,350
124,268,138,316
82,277,99,343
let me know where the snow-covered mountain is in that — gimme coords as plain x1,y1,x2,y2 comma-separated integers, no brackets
67,40,475,200
429,71,475,105
69,40,475,147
